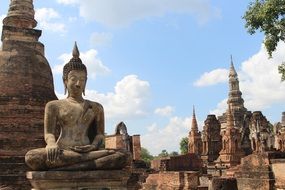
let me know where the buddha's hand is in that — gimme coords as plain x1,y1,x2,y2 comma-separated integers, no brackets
46,144,60,163
92,134,104,150
70,144,96,153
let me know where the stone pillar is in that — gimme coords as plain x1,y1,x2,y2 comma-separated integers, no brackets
0,0,57,188
132,135,141,160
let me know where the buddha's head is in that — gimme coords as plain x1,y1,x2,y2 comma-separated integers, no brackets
63,42,87,97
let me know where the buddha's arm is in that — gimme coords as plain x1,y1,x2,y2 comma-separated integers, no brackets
70,102,105,153
44,101,60,161
92,103,105,149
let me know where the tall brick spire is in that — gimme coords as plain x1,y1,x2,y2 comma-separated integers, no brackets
229,55,237,78
0,0,57,188
188,106,202,155
3,0,37,28
227,56,247,128
191,106,199,132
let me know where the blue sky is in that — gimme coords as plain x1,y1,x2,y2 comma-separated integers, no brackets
1,0,285,155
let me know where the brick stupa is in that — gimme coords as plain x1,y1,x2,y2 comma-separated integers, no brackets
0,0,57,188
188,106,202,155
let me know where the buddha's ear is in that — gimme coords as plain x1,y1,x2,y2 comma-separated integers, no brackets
82,77,87,96
83,84,86,96
63,79,67,95
64,85,67,95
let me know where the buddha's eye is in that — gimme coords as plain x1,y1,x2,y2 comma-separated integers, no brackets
69,76,77,81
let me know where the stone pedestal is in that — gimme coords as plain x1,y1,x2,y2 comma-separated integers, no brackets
26,170,130,190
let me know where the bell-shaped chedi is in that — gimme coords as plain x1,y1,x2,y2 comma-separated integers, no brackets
0,0,56,188
3,0,37,29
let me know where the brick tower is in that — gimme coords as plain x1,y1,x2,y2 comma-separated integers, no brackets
217,108,244,167
227,56,247,129
201,115,222,164
188,106,202,155
0,0,57,188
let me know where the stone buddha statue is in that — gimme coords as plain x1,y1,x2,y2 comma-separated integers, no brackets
25,43,130,171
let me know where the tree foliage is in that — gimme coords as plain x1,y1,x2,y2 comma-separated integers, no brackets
141,147,154,166
157,149,169,158
243,0,285,57
243,0,285,80
180,137,189,154
169,151,179,156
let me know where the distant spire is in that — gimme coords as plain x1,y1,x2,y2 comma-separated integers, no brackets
191,105,198,131
72,41,80,58
3,0,37,28
229,55,237,77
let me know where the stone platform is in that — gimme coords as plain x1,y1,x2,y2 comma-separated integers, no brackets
142,171,200,189
231,152,285,190
26,170,130,190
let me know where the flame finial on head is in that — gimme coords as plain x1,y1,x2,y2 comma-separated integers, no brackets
72,41,80,59
62,41,87,81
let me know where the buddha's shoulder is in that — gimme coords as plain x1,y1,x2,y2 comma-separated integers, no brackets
45,99,67,107
85,100,104,111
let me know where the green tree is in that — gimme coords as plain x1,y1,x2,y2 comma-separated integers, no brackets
141,147,154,166
243,0,285,80
180,137,189,154
157,149,169,158
169,151,179,156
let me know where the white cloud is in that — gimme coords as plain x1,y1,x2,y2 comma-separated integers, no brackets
90,32,113,47
35,8,66,33
141,116,191,155
154,106,174,116
68,17,78,22
209,42,285,115
210,98,227,116
239,42,285,110
93,75,151,119
194,68,228,87
56,0,220,27
55,75,151,120
53,49,111,79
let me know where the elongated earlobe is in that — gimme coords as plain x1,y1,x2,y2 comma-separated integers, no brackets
83,78,87,96
64,85,67,95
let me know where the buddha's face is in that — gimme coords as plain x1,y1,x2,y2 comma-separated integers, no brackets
65,70,87,97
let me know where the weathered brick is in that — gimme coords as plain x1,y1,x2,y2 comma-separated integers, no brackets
0,0,57,189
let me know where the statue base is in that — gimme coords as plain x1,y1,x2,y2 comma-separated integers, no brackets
26,170,130,190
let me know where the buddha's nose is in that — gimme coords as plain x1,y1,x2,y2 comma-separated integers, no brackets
75,81,81,88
